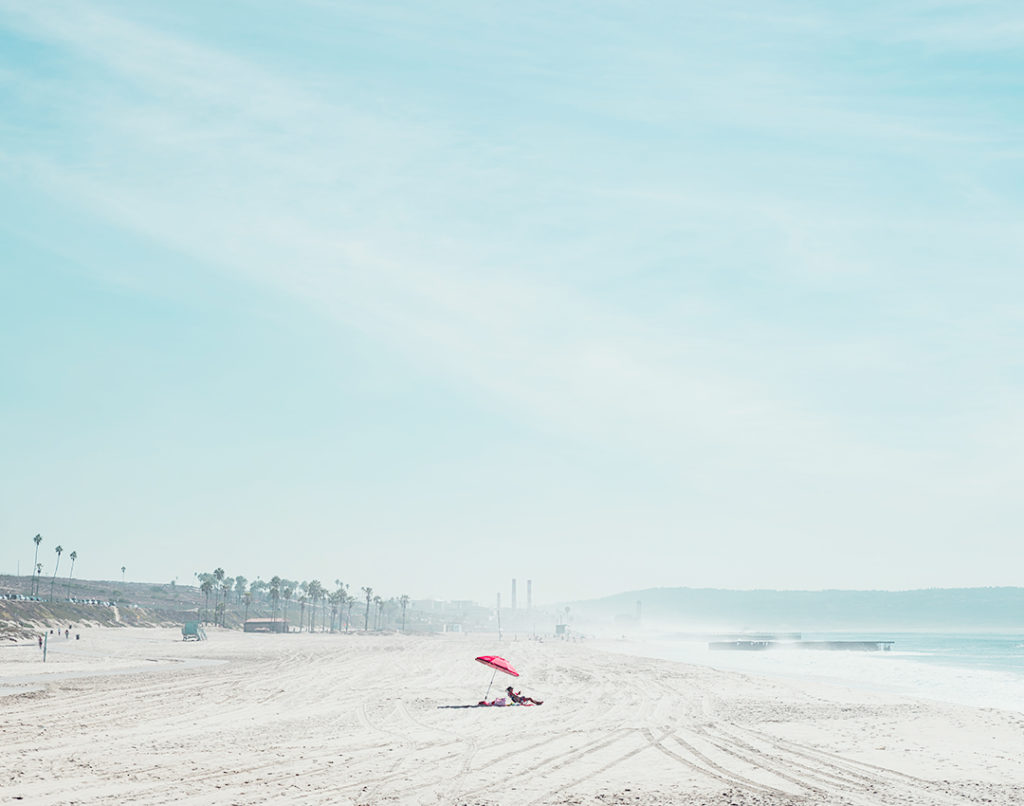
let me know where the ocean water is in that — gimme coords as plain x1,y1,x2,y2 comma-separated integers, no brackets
599,631,1024,713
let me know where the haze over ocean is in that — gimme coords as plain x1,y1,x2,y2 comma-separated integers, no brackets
2,2,1022,602
596,630,1024,714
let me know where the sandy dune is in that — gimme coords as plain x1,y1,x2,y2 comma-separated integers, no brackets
2,628,1022,805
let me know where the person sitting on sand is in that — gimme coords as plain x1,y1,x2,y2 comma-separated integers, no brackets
506,686,543,705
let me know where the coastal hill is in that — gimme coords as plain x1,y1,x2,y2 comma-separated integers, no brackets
571,587,1024,631
0,574,209,639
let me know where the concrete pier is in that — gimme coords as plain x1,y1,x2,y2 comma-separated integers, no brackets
709,640,894,651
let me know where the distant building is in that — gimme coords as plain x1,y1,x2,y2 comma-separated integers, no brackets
244,617,289,633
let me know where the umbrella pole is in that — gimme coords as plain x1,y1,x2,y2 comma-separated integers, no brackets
484,668,496,701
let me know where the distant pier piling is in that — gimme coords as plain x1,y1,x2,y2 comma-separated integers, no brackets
709,640,894,651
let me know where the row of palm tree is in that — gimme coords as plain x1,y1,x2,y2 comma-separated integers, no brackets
196,569,412,633
359,587,412,631
24,533,413,630
28,534,79,602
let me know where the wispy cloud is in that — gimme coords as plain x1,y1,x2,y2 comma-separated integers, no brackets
3,0,1023,593
2,3,1015,443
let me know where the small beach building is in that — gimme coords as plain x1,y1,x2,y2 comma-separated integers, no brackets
243,617,289,633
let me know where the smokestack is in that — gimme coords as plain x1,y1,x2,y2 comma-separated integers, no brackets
511,578,517,610
527,579,532,610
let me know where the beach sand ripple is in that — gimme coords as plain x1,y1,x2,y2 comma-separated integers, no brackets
2,628,1022,805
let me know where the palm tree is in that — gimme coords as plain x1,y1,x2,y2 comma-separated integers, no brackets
400,594,410,632
65,551,78,600
346,596,355,632
337,589,350,631
49,545,63,601
306,580,323,632
362,586,373,631
373,595,382,630
214,568,226,615
270,576,281,621
332,580,342,632
234,576,247,603
250,578,268,603
298,595,307,632
282,586,293,629
220,580,232,625
31,534,42,595
303,584,313,631
328,590,339,632
243,591,252,623
200,579,214,623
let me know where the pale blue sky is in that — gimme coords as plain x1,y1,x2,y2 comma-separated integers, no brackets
2,1,1022,603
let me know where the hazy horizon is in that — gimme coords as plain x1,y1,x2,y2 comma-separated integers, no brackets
3,566,1021,612
3,2,1022,604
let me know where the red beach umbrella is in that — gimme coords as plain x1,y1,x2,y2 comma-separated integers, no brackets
475,655,519,677
475,655,519,701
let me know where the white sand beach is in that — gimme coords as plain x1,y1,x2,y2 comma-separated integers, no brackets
2,628,1023,805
